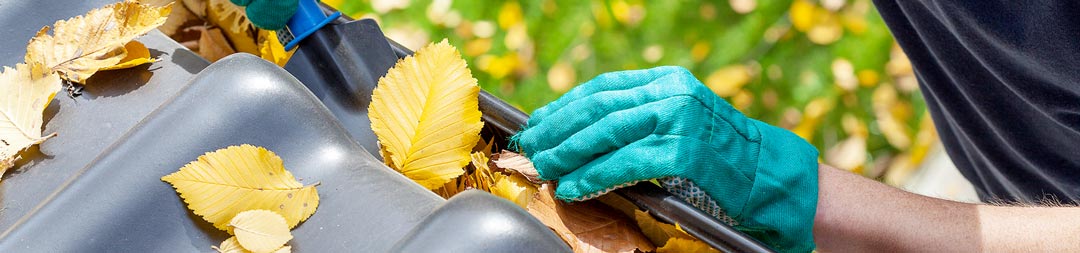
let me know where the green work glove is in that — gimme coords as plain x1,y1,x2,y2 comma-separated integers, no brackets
512,66,819,252
230,0,298,30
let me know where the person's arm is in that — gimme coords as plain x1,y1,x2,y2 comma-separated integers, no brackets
814,164,1080,252
513,66,1080,252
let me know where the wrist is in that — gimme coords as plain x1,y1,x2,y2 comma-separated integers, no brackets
736,120,819,252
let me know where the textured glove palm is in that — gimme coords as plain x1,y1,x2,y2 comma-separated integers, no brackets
512,66,819,252
230,0,298,30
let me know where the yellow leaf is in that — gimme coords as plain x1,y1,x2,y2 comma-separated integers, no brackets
546,61,576,93
825,135,867,172
480,53,519,79
468,151,495,190
472,136,495,157
258,31,294,67
704,65,752,98
229,210,293,253
435,149,505,199
437,151,494,198
0,63,61,179
491,172,537,209
161,145,319,231
213,236,291,253
807,13,843,45
321,0,344,8
101,41,156,70
497,2,523,29
873,84,912,149
213,236,247,253
368,39,483,189
789,0,816,32
791,98,835,140
691,41,710,63
857,69,880,87
656,238,720,253
207,0,258,54
24,0,172,83
908,113,938,166
634,210,694,247
464,38,492,57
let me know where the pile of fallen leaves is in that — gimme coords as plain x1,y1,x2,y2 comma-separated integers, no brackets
2,1,723,251
1,0,170,181
151,0,292,65
368,40,719,253
1,2,311,252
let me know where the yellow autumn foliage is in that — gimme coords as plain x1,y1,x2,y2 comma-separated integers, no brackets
101,41,157,71
368,39,484,189
207,0,258,53
214,236,291,253
229,210,293,253
161,145,319,231
259,31,295,67
490,172,537,208
0,63,61,178
24,0,171,83
634,210,694,247
656,238,720,253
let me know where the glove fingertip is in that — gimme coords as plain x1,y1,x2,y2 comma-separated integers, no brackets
508,128,535,154
552,175,643,202
552,184,587,202
247,10,291,30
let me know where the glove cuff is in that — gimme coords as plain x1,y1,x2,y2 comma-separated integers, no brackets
738,120,819,253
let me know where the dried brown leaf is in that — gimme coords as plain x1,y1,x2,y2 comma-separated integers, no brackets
181,0,207,17
493,150,542,184
197,27,237,62
526,184,655,253
156,0,200,36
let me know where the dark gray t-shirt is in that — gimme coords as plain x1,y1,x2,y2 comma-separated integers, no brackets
873,0,1080,204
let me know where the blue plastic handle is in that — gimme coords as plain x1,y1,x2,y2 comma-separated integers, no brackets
278,0,341,51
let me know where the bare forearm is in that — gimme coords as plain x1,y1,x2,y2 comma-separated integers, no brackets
977,203,1080,251
813,164,980,251
812,164,1080,252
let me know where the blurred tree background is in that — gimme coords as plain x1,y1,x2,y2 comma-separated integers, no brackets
324,0,938,185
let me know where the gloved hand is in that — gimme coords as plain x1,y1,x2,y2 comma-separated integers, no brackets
230,0,298,30
512,66,819,252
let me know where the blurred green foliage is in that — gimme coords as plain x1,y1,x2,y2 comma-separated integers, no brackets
326,0,937,183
